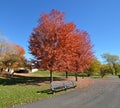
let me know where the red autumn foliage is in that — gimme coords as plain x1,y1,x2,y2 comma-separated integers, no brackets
29,9,94,82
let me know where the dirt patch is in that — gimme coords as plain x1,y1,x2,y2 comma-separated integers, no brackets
65,77,94,88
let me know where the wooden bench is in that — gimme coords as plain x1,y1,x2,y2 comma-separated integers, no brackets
50,81,77,94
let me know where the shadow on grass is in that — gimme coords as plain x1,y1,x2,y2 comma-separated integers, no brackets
37,89,52,94
37,88,67,94
0,75,65,86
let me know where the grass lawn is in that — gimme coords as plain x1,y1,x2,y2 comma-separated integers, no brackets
32,70,76,77
32,70,112,79
0,75,54,108
90,75,102,78
0,70,74,108
0,84,51,108
32,70,65,77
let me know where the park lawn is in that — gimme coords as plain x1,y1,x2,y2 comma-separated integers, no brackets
0,76,52,108
0,73,70,108
32,70,76,77
32,70,65,77
0,84,51,108
90,75,102,78
32,70,114,79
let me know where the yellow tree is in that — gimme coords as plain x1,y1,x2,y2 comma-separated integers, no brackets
88,59,101,76
0,36,26,73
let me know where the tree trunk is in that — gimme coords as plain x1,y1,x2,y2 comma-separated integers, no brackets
113,63,117,75
65,72,68,78
8,68,10,72
50,70,53,83
75,73,78,81
114,70,117,76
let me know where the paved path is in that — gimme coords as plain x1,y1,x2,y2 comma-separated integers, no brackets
14,76,120,108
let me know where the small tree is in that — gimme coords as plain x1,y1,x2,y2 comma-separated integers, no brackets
100,64,112,77
88,59,101,76
102,53,120,75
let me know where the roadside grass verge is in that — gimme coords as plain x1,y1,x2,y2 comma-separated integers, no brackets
0,75,65,108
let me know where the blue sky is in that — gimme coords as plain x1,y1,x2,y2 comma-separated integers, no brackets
0,0,120,62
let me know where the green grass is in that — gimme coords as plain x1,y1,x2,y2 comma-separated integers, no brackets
32,70,65,77
32,70,50,76
32,70,77,77
32,70,108,79
32,70,115,79
90,75,102,78
0,76,57,108
0,84,51,108
90,74,113,79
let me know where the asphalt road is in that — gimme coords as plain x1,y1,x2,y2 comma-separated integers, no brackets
14,76,120,108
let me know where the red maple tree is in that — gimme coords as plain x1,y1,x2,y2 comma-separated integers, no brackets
29,9,94,82
72,31,94,81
